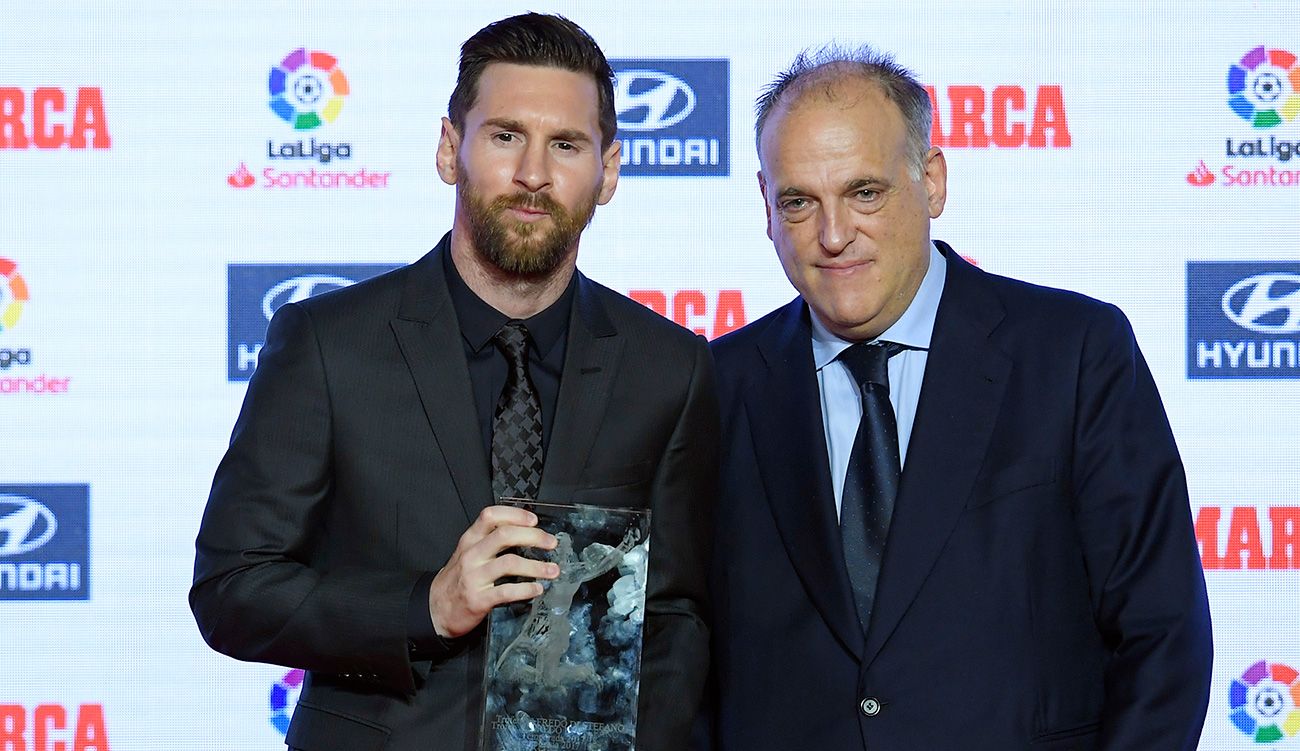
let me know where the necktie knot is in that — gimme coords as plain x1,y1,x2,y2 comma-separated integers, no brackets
493,321,531,367
838,340,905,390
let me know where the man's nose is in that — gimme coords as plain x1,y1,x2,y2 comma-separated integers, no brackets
818,201,854,254
514,140,552,192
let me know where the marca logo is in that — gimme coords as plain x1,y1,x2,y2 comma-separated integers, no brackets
1195,506,1300,570
610,59,728,177
924,85,1071,149
0,485,89,600
627,289,747,340
0,87,110,149
0,704,109,751
1187,262,1300,378
1227,660,1300,744
228,264,400,381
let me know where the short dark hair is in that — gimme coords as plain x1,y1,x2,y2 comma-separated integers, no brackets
755,44,932,178
449,13,617,149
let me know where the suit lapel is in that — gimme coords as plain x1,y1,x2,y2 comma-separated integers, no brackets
538,273,622,501
390,240,493,524
748,299,864,661
862,246,1011,667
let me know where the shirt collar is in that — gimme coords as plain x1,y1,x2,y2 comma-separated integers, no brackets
811,241,948,370
442,246,575,358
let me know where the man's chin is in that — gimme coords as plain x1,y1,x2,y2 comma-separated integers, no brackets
489,241,567,277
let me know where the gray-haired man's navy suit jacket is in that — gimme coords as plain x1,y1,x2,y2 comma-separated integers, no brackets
704,243,1212,751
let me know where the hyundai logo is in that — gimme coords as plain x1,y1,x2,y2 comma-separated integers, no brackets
0,495,57,557
615,70,696,131
1222,273,1300,334
261,274,357,321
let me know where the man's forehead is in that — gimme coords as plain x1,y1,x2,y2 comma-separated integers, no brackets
467,62,602,131
760,80,903,160
475,62,598,103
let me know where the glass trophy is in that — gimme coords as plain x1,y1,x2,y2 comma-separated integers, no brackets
480,500,652,751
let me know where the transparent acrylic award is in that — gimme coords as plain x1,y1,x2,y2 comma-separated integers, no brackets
480,500,651,751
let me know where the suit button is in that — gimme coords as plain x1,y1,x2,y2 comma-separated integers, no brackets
860,697,881,716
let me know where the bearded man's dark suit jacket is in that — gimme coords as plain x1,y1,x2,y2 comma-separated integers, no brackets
190,236,717,751
705,243,1212,751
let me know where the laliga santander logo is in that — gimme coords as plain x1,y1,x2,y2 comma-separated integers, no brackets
0,258,28,331
227,49,390,190
1229,46,1300,128
270,669,304,735
269,49,349,130
1230,660,1300,743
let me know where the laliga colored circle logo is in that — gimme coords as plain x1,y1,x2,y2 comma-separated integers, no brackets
269,49,349,130
0,258,29,332
1229,660,1300,743
1228,46,1300,128
269,668,304,735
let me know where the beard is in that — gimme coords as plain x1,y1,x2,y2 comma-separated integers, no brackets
459,168,599,278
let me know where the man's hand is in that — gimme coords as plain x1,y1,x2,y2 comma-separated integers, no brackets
428,505,559,639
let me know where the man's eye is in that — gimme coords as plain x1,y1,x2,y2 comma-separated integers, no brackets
493,132,518,144
554,141,576,152
779,198,809,211
855,189,880,201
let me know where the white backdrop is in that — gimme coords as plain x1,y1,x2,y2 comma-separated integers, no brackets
2,1,1298,748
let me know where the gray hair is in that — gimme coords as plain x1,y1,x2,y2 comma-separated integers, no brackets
754,44,933,179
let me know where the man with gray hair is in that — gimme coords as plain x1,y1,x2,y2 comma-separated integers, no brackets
701,45,1212,750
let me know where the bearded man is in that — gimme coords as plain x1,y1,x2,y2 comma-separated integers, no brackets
189,14,717,751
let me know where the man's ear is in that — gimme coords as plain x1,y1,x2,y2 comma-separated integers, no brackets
435,117,460,186
596,140,621,206
758,170,773,241
922,146,948,219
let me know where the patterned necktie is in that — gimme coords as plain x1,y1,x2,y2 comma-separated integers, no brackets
491,321,544,500
837,340,907,633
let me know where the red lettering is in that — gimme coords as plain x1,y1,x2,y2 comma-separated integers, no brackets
628,290,667,317
1028,85,1071,147
924,85,944,148
1194,506,1223,569
1223,506,1266,570
1269,506,1300,570
0,88,109,149
34,704,65,751
673,290,709,337
946,86,989,148
68,88,110,149
990,85,1026,147
712,290,747,338
0,704,23,751
72,704,108,751
630,291,748,339
0,88,27,149
32,88,67,148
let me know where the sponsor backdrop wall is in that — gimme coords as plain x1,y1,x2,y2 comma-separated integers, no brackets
2,1,1297,748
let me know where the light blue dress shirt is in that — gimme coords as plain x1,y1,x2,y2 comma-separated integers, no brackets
811,242,948,518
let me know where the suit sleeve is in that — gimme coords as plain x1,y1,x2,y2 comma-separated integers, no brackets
189,301,425,694
1071,303,1213,751
637,336,720,751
